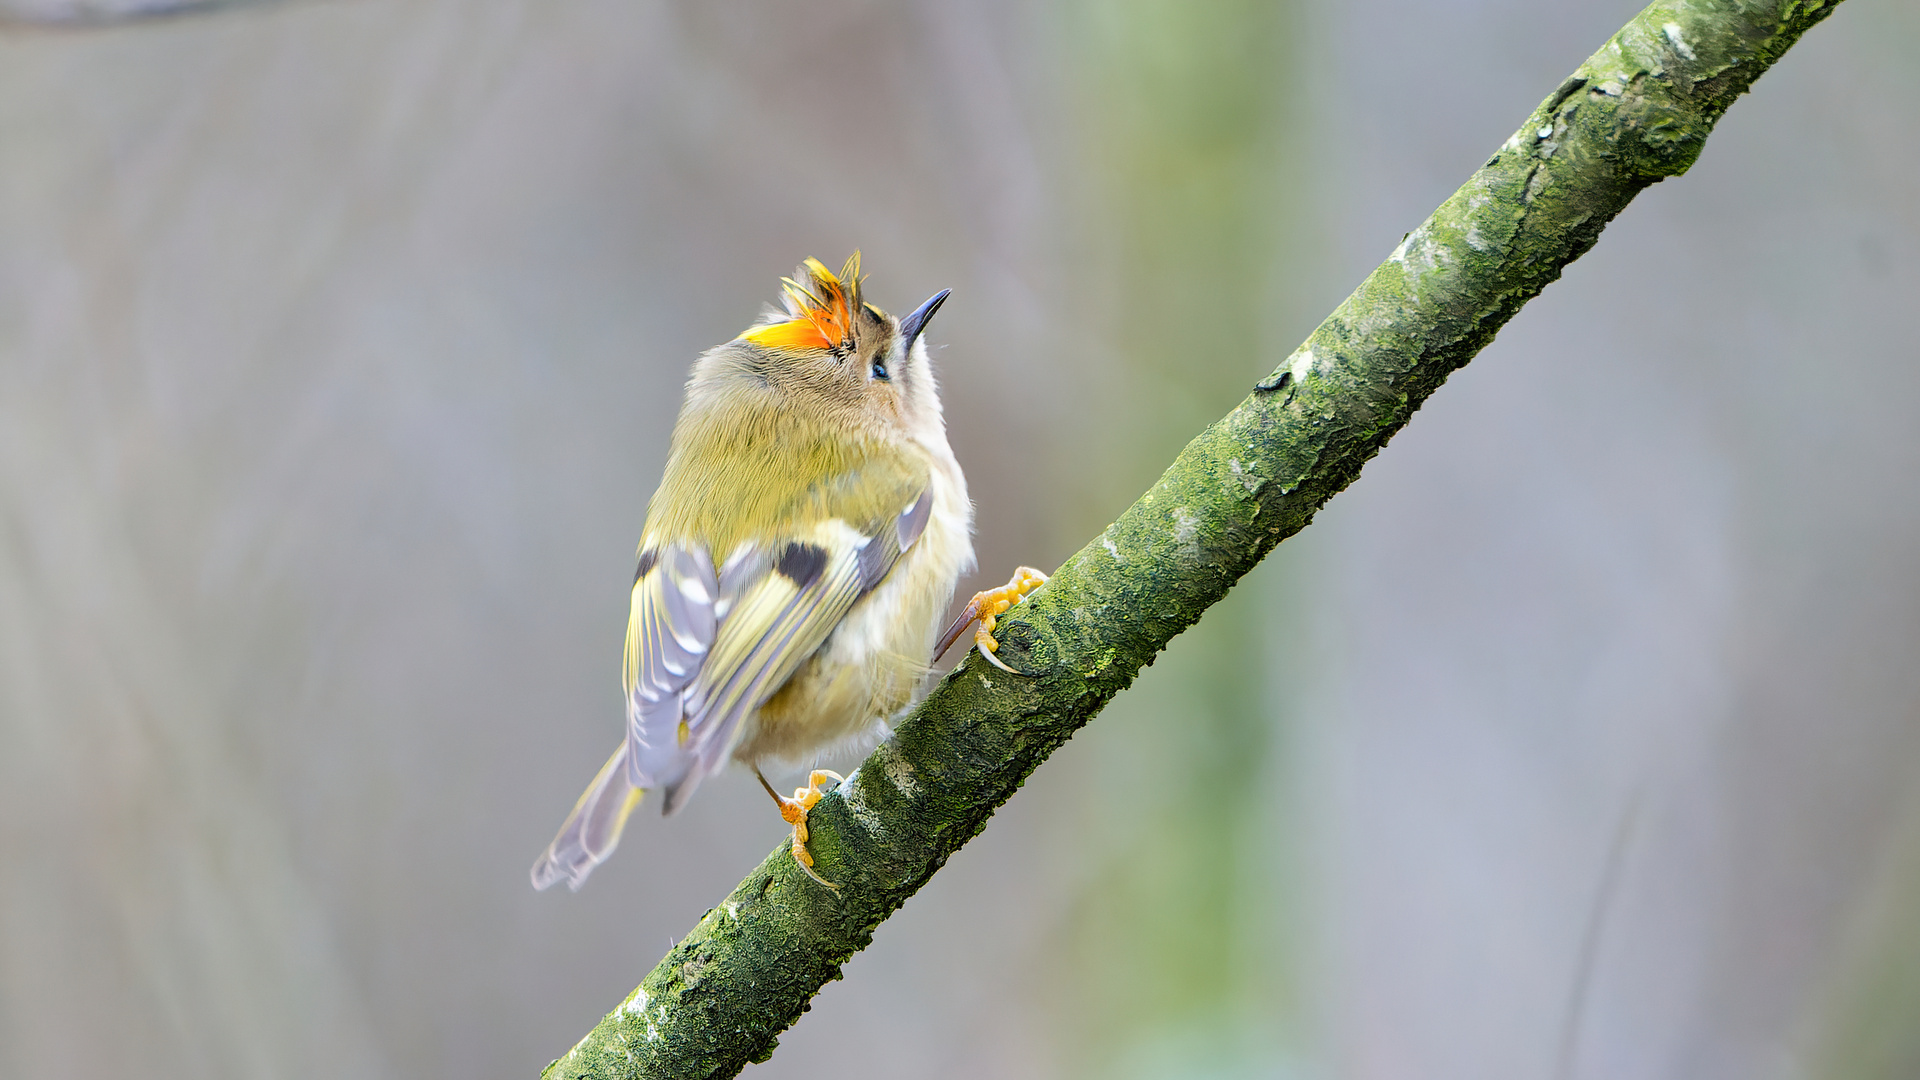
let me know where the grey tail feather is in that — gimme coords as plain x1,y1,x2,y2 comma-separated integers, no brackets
530,742,645,892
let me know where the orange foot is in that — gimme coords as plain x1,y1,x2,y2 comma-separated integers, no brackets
756,768,845,889
935,566,1049,673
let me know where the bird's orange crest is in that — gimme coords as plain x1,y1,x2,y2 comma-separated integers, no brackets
740,254,864,352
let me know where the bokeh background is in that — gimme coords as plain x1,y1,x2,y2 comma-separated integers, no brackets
2,0,1917,1077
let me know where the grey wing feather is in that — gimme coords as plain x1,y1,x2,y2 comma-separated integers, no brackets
895,489,933,554
621,489,932,817
624,543,717,792
661,539,870,813
853,489,932,597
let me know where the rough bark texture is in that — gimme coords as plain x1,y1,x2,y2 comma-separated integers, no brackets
545,2,1842,1076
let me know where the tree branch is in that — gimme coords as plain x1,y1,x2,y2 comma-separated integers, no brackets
545,1,1843,1075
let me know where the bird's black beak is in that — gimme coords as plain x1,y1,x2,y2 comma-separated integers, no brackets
897,289,950,351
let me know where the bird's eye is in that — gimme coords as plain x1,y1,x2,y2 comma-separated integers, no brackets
870,360,890,381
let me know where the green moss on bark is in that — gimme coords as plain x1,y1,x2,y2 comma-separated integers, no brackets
544,1,1843,1076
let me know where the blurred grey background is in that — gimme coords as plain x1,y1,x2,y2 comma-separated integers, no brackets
2,1,1916,1077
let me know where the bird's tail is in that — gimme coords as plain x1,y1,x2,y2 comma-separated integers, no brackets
531,742,644,891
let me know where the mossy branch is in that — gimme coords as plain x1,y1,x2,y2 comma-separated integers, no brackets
546,1,1842,1076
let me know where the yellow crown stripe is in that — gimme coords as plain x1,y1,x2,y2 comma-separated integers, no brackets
737,254,864,352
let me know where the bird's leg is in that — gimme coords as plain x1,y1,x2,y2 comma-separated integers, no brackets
755,767,844,889
935,566,1049,673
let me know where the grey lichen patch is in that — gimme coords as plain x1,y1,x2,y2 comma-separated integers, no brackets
879,747,919,797
838,765,892,837
1227,458,1262,496
844,791,886,837
678,949,714,989
1172,508,1201,559
1389,226,1457,293
1287,343,1317,385
1662,21,1698,59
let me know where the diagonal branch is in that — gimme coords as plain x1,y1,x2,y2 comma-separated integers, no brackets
546,1,1843,1076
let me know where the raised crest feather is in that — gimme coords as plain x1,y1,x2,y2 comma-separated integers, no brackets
739,253,864,352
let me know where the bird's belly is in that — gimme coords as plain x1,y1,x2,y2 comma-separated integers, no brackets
735,480,971,767
742,641,916,766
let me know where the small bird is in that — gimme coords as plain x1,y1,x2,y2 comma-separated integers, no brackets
531,255,1045,892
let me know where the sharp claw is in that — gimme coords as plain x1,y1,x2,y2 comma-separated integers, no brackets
760,768,844,890
793,847,838,890
980,644,1019,674
938,567,1049,671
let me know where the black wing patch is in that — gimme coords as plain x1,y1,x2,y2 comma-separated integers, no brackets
773,543,828,588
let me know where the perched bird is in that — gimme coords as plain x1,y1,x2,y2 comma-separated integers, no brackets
531,255,1045,892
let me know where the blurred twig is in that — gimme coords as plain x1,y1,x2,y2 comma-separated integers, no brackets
0,0,276,27
1554,785,1646,1080
546,1,1844,1076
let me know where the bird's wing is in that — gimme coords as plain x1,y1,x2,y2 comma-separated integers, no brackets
624,485,937,814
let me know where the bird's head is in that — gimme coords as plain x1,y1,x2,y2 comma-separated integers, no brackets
712,254,951,440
